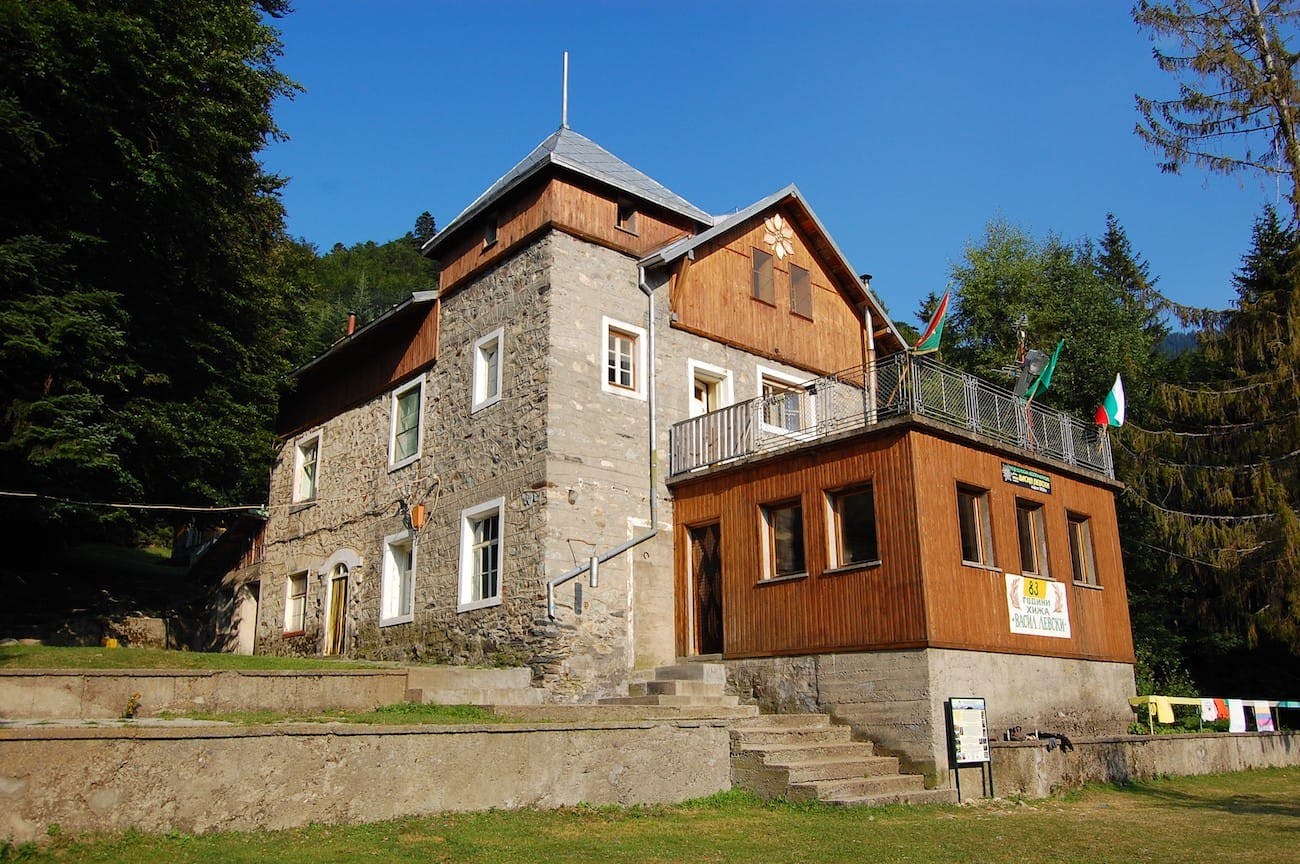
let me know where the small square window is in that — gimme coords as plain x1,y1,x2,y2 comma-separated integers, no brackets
458,498,504,612
1015,499,1050,578
483,213,498,248
472,328,504,413
601,317,647,399
790,264,813,319
293,435,320,503
762,499,805,580
381,532,415,626
284,571,307,634
1068,513,1098,586
828,485,879,568
957,485,994,567
617,200,638,234
389,379,424,469
751,247,774,304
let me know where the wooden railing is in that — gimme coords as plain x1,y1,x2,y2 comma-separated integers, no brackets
668,353,1113,478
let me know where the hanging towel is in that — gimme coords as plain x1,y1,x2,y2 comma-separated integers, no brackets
1213,698,1229,719
1254,701,1275,732
1152,696,1175,724
1227,699,1247,732
1201,699,1218,723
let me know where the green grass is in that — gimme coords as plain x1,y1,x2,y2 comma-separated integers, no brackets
159,702,502,726
0,645,383,671
4,768,1296,863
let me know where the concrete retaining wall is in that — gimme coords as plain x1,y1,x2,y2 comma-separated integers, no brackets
0,670,411,719
987,732,1300,798
0,718,731,842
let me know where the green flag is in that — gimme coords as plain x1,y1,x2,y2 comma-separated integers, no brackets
1024,339,1063,402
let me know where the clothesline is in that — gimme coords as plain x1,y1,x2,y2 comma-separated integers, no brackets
1129,695,1298,735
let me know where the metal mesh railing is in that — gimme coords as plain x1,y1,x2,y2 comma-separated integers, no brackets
668,352,1113,478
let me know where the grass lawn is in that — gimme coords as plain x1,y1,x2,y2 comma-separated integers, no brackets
5,768,1296,863
0,645,384,671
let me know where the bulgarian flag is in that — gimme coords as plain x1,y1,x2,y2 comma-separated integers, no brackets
913,289,950,354
1095,373,1125,427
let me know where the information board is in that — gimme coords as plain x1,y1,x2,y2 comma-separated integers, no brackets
948,697,990,764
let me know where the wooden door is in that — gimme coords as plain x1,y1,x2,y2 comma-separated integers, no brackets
691,523,723,655
324,567,348,655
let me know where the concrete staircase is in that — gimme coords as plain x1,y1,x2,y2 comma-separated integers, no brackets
405,666,543,706
730,714,956,806
598,662,740,708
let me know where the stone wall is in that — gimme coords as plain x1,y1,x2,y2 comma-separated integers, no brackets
0,719,732,842
990,732,1300,799
725,647,1136,786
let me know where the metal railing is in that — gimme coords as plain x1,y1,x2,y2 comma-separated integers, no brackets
668,352,1113,478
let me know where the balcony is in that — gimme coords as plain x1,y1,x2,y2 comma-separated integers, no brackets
668,352,1113,479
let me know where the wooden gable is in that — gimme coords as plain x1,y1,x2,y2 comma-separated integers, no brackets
668,204,875,377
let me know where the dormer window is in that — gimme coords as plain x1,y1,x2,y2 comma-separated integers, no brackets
617,200,638,234
483,213,498,248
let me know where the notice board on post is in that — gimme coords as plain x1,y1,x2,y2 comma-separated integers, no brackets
945,697,991,800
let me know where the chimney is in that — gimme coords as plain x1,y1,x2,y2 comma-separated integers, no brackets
346,312,357,336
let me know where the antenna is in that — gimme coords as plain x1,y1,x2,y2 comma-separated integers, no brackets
561,51,569,129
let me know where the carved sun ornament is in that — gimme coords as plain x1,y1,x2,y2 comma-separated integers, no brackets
763,214,795,260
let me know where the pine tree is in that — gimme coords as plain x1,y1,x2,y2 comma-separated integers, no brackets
1123,206,1300,657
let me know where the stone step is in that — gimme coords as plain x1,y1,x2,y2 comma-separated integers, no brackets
651,663,727,685
781,755,901,783
405,666,533,691
729,713,831,730
407,686,543,706
823,788,959,807
644,679,726,697
741,741,877,764
787,773,925,802
599,693,740,707
729,725,852,746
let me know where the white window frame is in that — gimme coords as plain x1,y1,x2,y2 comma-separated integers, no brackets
757,365,815,436
472,327,505,414
380,530,416,626
292,433,321,504
284,571,308,634
601,316,648,400
388,377,425,470
687,359,734,418
458,497,505,613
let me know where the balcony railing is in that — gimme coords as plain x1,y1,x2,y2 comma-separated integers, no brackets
668,352,1113,479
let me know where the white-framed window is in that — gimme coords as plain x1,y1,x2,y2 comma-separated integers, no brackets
601,316,647,399
380,530,415,626
284,571,308,634
1067,512,1098,586
687,359,733,418
758,365,812,435
761,498,806,581
458,497,504,612
1015,499,1050,578
957,484,995,567
388,378,424,470
472,328,504,413
826,484,880,569
292,434,321,503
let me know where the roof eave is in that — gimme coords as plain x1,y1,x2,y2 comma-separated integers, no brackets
290,290,439,379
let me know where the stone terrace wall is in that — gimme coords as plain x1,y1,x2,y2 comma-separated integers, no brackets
0,719,731,843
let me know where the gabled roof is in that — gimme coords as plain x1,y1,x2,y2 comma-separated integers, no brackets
422,126,713,257
640,185,907,353
290,291,439,380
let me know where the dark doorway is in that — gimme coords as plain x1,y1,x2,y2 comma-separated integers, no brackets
691,523,723,655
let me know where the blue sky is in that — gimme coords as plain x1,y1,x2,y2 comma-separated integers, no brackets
260,1,1280,330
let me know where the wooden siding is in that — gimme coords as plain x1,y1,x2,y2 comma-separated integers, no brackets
436,174,695,294
670,425,1134,664
435,179,551,293
671,429,928,659
549,176,694,258
278,301,439,437
910,432,1135,663
669,208,866,377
